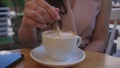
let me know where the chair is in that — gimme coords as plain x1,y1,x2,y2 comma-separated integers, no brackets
105,8,120,55
0,7,14,50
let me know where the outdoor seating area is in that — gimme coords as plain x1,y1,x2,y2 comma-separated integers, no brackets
0,0,120,68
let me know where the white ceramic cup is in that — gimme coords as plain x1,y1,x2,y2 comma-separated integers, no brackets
42,30,82,61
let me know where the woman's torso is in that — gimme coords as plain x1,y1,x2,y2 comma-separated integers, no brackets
60,0,102,48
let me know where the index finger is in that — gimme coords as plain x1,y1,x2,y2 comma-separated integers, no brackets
33,0,51,9
33,0,60,20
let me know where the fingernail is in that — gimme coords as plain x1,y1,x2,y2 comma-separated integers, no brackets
51,20,54,23
57,15,60,20
41,25,47,28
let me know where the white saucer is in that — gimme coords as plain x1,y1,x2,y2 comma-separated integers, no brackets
30,45,86,67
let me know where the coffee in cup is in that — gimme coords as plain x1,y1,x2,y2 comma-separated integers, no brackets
42,30,82,61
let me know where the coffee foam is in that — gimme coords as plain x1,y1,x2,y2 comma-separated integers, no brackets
45,31,75,39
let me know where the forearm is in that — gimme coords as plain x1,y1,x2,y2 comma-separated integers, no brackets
18,21,38,47
84,40,106,53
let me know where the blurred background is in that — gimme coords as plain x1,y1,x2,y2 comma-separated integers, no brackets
0,0,24,49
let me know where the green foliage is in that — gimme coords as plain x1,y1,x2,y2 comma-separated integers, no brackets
10,0,24,18
11,0,24,12
0,0,12,7
16,13,23,18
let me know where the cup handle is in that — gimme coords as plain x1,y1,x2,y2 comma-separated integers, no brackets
76,36,82,47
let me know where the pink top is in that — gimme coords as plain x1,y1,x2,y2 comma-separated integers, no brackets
61,0,102,48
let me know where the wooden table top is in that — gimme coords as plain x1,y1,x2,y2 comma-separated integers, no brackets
11,49,120,68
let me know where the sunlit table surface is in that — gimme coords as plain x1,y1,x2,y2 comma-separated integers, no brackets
7,48,120,68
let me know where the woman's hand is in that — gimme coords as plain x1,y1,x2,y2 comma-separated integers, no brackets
23,0,60,28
